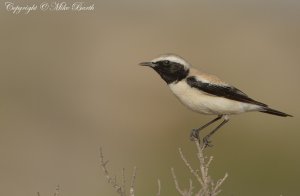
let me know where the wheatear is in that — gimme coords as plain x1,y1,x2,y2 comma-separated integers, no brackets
140,54,292,147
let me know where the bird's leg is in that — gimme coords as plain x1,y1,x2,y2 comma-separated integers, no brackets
203,118,229,148
190,115,222,141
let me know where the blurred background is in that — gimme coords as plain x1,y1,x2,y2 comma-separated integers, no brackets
1,0,299,195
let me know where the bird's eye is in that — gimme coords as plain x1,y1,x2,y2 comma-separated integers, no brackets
163,60,170,65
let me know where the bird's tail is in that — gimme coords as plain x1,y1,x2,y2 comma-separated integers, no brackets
260,107,293,117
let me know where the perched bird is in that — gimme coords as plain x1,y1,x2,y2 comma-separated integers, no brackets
140,54,292,147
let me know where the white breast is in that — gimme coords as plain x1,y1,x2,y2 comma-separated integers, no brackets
168,81,260,115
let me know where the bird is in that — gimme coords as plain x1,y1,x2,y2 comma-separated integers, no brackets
140,54,292,147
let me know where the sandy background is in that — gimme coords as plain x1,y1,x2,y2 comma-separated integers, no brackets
1,0,300,195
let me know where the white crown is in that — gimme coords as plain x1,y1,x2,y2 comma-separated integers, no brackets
151,54,191,69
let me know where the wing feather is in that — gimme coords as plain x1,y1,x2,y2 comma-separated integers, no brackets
186,76,267,107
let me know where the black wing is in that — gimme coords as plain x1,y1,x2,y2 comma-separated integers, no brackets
186,76,267,107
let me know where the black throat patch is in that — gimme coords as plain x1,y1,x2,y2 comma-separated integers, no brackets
153,61,189,84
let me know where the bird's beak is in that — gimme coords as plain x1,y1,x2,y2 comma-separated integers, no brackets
139,62,155,67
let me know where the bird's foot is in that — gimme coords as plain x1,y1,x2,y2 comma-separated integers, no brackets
190,128,200,141
203,136,213,148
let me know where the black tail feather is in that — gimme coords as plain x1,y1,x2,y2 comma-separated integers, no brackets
260,107,293,117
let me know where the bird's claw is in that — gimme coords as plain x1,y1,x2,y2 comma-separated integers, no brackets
190,129,214,148
203,136,213,148
190,128,200,141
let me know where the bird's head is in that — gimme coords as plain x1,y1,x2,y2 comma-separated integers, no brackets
140,54,190,84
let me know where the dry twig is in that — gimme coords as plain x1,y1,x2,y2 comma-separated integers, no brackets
172,141,228,196
54,185,60,196
129,167,137,196
100,147,137,196
36,185,60,196
156,179,161,196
